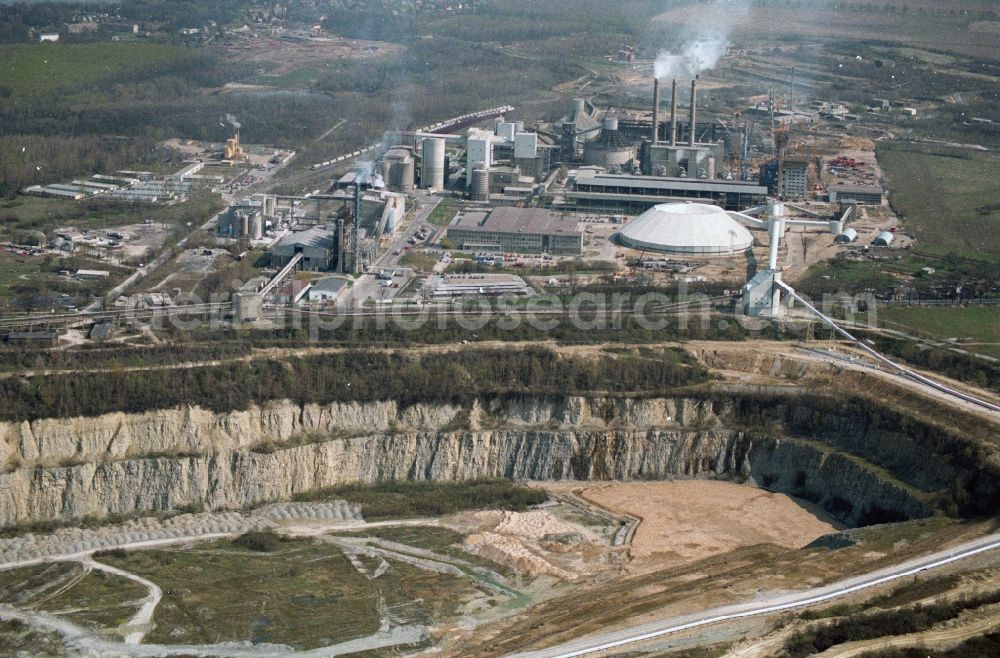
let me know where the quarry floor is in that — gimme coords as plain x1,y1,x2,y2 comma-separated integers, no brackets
2,482,999,658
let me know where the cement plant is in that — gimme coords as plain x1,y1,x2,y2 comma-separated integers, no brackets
0,1,999,657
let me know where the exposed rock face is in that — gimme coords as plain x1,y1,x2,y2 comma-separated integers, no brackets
0,396,939,528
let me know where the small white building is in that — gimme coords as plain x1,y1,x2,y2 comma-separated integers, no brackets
75,269,110,279
39,33,60,42
307,277,348,303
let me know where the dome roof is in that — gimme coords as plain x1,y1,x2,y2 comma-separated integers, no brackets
618,203,754,255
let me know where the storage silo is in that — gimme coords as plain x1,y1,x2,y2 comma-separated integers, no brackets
584,117,637,168
421,138,446,190
249,213,263,240
384,147,415,193
240,211,250,237
471,165,490,202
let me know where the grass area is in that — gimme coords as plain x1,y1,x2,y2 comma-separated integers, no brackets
342,525,518,580
0,251,125,305
0,42,186,98
878,143,1000,262
0,561,146,632
0,619,67,656
292,480,548,520
93,531,494,649
96,537,380,649
0,192,225,238
426,197,458,227
44,570,148,630
879,305,1000,345
398,250,440,272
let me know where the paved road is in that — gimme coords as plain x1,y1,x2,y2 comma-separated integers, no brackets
511,534,1000,658
374,191,444,269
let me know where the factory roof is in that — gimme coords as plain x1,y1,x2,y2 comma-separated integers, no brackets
617,203,754,255
311,277,348,293
451,207,579,236
572,171,767,194
829,183,882,194
275,227,335,250
590,127,634,149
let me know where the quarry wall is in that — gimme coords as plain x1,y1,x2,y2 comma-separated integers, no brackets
0,395,955,529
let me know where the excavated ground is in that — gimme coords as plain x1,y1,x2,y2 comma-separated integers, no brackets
0,340,997,655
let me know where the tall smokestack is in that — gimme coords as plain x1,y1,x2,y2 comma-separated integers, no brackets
651,78,660,144
669,79,678,146
689,76,698,147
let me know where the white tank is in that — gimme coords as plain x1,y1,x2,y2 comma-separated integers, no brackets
421,138,446,190
471,165,489,202
603,116,619,131
249,213,263,240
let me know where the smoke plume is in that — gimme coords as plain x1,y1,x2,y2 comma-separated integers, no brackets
652,0,750,79
225,113,242,131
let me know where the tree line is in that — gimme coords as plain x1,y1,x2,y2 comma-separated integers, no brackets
0,346,709,422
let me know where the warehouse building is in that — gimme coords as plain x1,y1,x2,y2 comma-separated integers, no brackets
447,207,582,255
271,228,336,271
617,203,754,256
564,171,767,213
829,183,882,205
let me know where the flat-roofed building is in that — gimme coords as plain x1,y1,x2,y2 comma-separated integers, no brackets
565,171,767,213
446,207,582,255
829,183,882,205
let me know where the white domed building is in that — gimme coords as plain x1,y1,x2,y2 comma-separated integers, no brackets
617,203,754,256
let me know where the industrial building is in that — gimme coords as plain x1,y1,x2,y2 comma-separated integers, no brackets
584,117,637,169
271,228,337,271
446,207,582,255
565,170,767,213
641,77,725,179
307,277,348,302
617,203,754,256
778,158,810,200
426,273,532,298
829,183,882,205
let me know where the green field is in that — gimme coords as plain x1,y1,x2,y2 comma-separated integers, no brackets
427,197,458,227
0,562,147,633
879,305,1000,357
0,193,225,238
878,143,1000,262
0,42,187,98
94,531,490,649
98,538,380,648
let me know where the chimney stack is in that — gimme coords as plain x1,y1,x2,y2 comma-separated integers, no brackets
652,77,661,144
689,76,698,147
670,79,678,146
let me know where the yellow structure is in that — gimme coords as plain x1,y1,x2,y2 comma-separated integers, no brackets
224,132,246,163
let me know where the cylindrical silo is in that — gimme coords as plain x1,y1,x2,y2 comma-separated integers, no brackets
471,165,489,202
421,138,446,190
240,211,249,237
401,158,415,193
249,213,263,240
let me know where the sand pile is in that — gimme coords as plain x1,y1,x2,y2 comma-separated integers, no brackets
464,532,576,580
580,481,837,571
